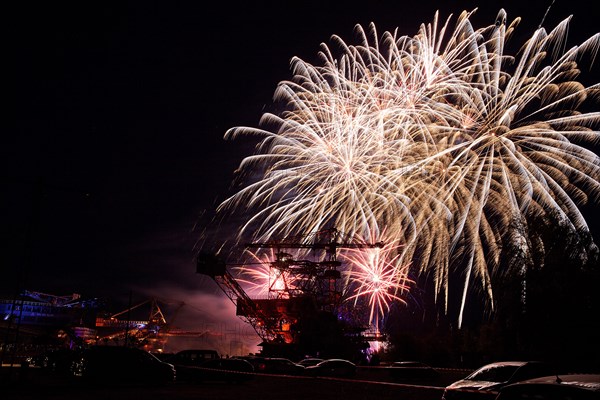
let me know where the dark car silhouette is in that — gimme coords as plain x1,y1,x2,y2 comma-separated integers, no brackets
164,349,220,366
304,359,357,378
195,358,255,383
495,374,600,400
297,358,324,367
442,361,557,400
234,356,305,375
170,355,254,383
72,346,176,384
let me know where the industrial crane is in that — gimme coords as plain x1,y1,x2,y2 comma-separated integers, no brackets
196,228,384,351
247,228,384,310
94,298,202,352
196,253,284,342
21,290,100,308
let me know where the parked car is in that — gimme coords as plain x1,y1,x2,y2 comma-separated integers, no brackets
181,358,255,383
304,358,357,378
257,357,306,375
164,349,225,381
164,349,227,382
387,361,440,382
297,358,324,367
72,346,176,384
495,374,600,400
231,355,264,370
164,349,220,366
231,356,305,375
442,361,558,400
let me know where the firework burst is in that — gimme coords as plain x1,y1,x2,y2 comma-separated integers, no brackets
340,231,413,330
217,8,600,327
232,249,296,298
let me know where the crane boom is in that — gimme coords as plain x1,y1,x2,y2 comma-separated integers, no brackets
197,253,283,342
246,228,383,261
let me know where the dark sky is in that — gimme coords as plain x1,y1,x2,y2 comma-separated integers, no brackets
6,0,599,351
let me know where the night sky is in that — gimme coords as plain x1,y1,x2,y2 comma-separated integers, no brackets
7,0,599,352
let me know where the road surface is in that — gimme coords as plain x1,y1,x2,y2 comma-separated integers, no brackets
2,364,470,400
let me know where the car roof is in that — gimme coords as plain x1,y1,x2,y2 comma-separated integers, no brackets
204,358,251,364
469,361,537,372
505,374,600,390
480,361,531,367
320,359,354,363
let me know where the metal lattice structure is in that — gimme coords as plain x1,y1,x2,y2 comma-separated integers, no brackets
197,228,384,345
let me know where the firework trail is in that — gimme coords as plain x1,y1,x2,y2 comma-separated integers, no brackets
217,8,600,327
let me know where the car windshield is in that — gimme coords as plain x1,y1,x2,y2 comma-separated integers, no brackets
468,365,520,382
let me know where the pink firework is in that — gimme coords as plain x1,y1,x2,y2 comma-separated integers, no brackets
340,234,413,330
233,249,295,299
